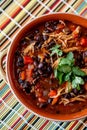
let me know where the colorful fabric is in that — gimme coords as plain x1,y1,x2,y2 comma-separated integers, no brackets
0,0,87,129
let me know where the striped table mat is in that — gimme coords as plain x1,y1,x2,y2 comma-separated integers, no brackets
0,0,87,130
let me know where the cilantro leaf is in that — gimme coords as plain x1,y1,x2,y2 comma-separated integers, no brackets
64,72,72,81
58,65,71,73
72,76,84,90
57,71,64,84
54,68,58,78
66,52,74,60
50,45,63,57
72,66,86,77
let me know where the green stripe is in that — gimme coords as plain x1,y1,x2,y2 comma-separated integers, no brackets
0,85,10,97
76,1,86,12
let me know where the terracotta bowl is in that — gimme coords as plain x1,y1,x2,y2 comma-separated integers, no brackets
6,13,87,121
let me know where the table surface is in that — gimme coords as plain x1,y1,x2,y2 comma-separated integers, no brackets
0,0,87,130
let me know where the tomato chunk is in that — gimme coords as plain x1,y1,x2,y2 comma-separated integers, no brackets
24,56,33,64
80,37,87,47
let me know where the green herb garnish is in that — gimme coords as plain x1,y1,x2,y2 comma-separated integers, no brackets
50,45,63,57
50,47,86,91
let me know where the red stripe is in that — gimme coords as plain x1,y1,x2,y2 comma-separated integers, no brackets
80,8,87,15
10,110,28,129
69,120,78,130
45,0,60,14
1,0,30,30
2,90,11,100
50,0,60,9
39,120,49,130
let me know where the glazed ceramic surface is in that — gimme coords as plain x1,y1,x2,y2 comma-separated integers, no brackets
7,13,87,121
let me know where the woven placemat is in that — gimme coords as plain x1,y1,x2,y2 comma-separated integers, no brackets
0,0,87,130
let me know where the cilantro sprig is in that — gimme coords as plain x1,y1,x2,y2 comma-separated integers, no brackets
50,45,63,57
50,45,86,91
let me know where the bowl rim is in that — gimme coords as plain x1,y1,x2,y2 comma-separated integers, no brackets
6,12,87,121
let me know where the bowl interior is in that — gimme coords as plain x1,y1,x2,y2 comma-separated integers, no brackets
7,13,87,121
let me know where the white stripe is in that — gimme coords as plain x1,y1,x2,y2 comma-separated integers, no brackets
60,0,78,14
0,0,6,5
53,121,65,130
84,0,87,3
0,8,21,28
14,0,35,19
0,98,37,130
0,30,12,42
79,120,87,128
37,0,53,13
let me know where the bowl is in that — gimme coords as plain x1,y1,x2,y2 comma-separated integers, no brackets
5,13,87,121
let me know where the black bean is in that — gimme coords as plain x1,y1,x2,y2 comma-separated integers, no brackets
38,103,47,108
16,62,24,67
17,69,21,74
25,87,31,93
34,61,38,66
43,35,49,41
84,76,87,82
53,21,58,25
70,92,75,98
83,51,87,58
45,29,51,33
28,33,34,40
33,71,39,78
38,63,44,69
18,79,24,84
34,41,43,49
45,21,50,27
48,98,52,104
41,74,48,78
34,29,39,33
47,40,56,49
45,53,50,59
47,66,52,74
17,56,23,63
23,81,31,88
63,93,71,99
15,51,20,56
20,39,27,46
34,35,41,41
72,88,78,95
38,69,43,75
79,87,85,94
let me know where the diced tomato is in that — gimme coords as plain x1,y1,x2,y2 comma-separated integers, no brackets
80,37,87,47
26,69,33,82
38,97,46,103
69,24,76,31
23,56,33,64
48,90,57,97
52,97,59,105
19,71,26,80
